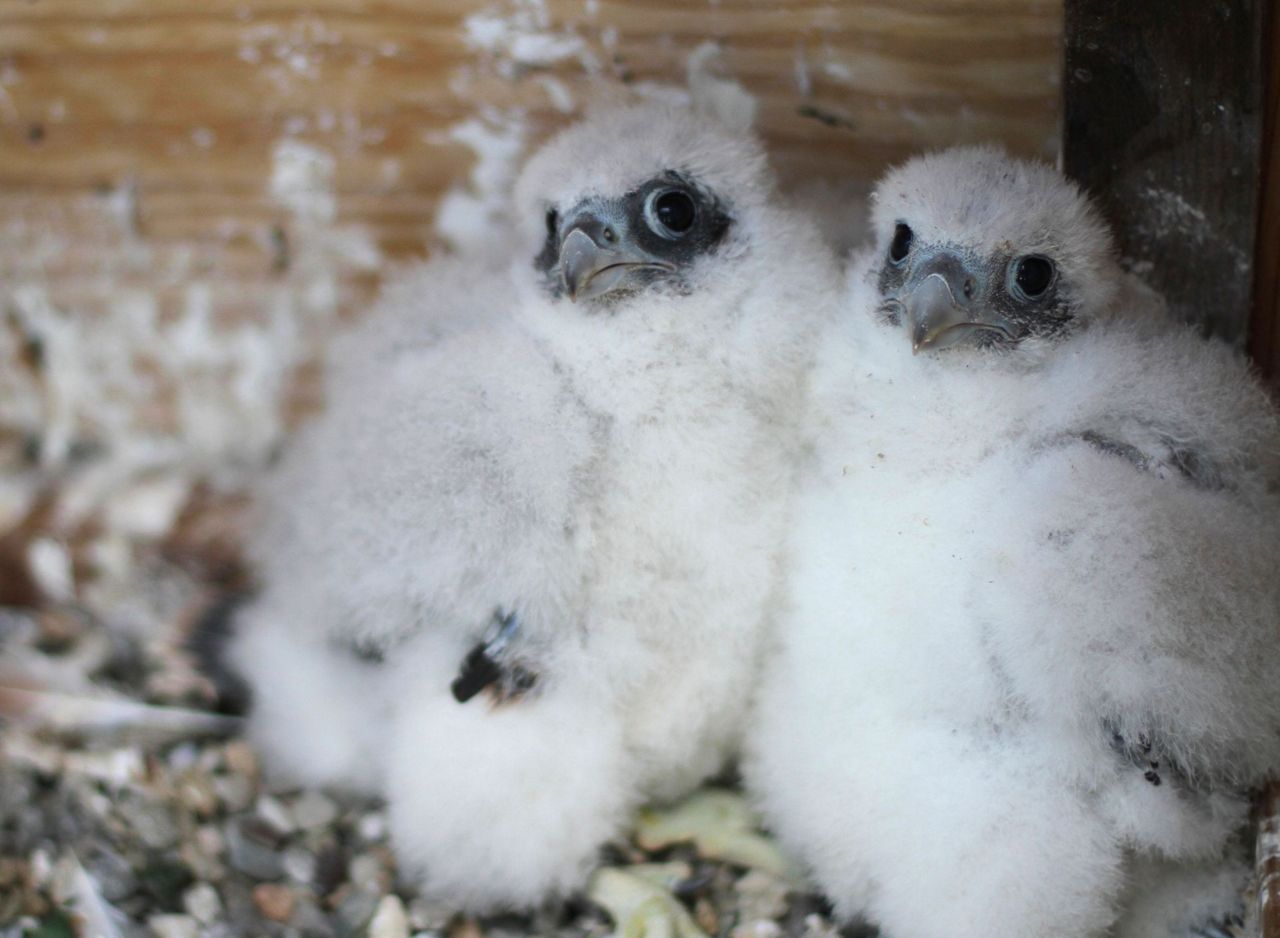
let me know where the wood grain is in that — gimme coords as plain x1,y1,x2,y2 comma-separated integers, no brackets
0,0,1064,461
0,0,1063,251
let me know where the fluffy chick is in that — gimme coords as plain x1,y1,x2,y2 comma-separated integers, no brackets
228,102,838,910
745,146,1280,938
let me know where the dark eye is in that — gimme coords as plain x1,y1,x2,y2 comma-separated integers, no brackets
1013,255,1055,299
646,188,697,237
888,223,912,265
545,208,558,238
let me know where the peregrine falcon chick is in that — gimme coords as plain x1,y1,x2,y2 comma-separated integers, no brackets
228,102,839,910
746,146,1280,938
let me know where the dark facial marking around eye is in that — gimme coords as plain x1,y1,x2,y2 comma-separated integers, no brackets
889,223,913,265
989,250,1072,341
533,204,562,280
621,172,730,272
537,172,732,301
875,240,1076,348
875,244,911,326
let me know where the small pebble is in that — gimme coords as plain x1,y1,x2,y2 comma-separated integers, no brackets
800,914,840,938
201,925,242,938
213,774,254,813
47,855,79,904
118,796,181,850
313,845,349,896
196,824,225,858
182,882,222,925
241,814,287,849
225,821,286,880
369,894,409,938
290,894,339,937
284,846,318,884
28,848,52,884
292,790,339,830
84,850,136,903
338,889,381,932
223,740,259,777
357,812,388,843
182,836,226,883
197,747,223,773
137,856,195,911
735,870,789,922
407,898,454,931
448,918,484,938
256,794,297,836
217,880,257,925
694,897,718,934
148,913,200,938
168,743,200,772
176,772,219,817
348,852,387,894
253,882,297,922
730,921,784,938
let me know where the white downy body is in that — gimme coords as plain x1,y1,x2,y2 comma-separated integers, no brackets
230,102,840,909
748,148,1280,938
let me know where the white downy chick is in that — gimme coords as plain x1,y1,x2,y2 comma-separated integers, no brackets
227,101,839,910
745,146,1280,938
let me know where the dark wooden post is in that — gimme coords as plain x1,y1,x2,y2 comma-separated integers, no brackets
1250,0,1280,385
1259,783,1280,936
1065,7,1279,936
1063,0,1267,347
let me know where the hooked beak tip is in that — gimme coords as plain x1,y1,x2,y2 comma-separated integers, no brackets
558,227,614,303
904,270,974,354
556,224,678,303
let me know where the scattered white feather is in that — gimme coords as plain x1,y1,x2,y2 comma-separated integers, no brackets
269,139,337,224
432,113,528,255
0,685,241,742
63,852,127,938
687,42,757,132
27,537,74,602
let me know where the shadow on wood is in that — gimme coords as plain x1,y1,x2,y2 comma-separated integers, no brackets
1063,0,1265,347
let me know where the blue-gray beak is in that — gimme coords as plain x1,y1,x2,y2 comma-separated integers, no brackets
905,253,1015,353
558,209,674,302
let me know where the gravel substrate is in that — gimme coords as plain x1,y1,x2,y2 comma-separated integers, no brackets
0,549,852,938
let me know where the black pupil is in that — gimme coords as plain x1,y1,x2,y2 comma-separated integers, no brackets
545,208,558,237
655,191,696,233
889,223,912,263
1016,256,1054,297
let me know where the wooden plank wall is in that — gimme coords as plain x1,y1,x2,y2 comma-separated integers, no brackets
0,0,1063,469
0,1,1064,245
